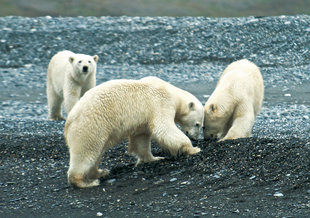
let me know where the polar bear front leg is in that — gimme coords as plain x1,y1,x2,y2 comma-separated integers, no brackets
153,122,201,157
221,112,255,141
128,134,164,166
81,76,96,97
63,87,81,115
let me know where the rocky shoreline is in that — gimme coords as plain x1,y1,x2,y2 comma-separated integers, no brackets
0,16,310,217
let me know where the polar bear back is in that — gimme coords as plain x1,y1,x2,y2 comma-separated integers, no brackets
214,59,264,115
65,79,173,142
140,76,202,111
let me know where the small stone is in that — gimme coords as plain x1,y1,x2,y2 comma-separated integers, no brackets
24,64,32,68
274,192,284,197
6,181,15,185
96,212,103,216
154,179,164,185
170,178,177,182
107,179,116,184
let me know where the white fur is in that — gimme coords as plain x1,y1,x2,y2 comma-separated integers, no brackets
203,59,264,141
46,50,99,120
64,76,204,188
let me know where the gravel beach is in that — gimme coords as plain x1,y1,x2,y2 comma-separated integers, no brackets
0,16,310,217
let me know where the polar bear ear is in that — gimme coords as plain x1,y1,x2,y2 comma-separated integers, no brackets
209,104,217,113
189,102,195,110
69,56,75,63
93,55,99,63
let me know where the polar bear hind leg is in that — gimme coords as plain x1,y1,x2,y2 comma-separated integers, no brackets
67,141,109,188
47,86,64,120
67,158,109,188
128,134,164,166
67,159,100,188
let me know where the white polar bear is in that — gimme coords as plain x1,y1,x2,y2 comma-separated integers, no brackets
64,76,204,188
46,50,99,120
203,59,264,141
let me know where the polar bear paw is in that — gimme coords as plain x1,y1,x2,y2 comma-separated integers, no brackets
183,146,201,156
136,156,165,166
98,169,110,178
73,178,100,188
49,115,65,121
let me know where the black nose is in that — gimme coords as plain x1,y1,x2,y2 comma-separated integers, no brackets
82,66,88,72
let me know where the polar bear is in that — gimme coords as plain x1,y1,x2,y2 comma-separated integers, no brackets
46,50,99,120
64,76,204,188
203,59,264,141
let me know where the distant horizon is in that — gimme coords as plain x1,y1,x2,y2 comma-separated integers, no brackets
1,0,309,17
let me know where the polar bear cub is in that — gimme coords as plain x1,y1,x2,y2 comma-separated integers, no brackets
203,59,264,141
46,50,99,120
64,76,204,188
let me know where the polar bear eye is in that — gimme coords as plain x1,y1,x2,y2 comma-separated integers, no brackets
195,123,200,127
78,60,82,64
88,61,91,63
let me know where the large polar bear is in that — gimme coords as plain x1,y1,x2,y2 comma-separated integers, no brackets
46,50,99,120
64,76,204,188
203,59,264,141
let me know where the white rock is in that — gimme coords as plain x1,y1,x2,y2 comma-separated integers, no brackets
273,192,284,197
249,175,256,180
170,178,177,182
96,212,103,216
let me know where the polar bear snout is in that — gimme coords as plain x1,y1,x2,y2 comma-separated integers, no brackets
185,129,200,140
203,127,219,140
82,66,89,73
204,133,216,140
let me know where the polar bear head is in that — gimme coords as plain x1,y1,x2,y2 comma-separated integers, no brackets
69,54,99,80
178,101,204,140
203,103,228,139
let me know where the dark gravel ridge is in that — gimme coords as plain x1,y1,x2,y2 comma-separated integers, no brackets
1,123,310,217
0,16,310,217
